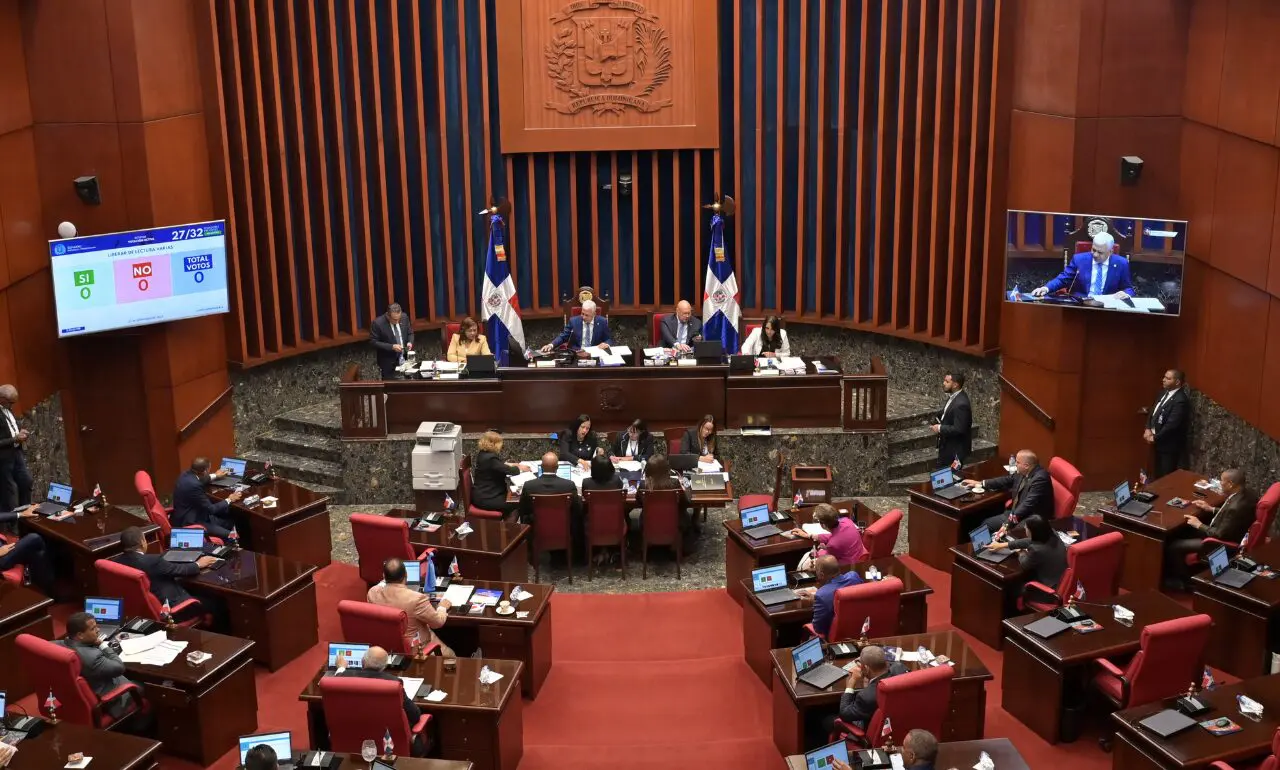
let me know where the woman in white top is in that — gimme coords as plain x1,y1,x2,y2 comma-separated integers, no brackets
740,315,790,357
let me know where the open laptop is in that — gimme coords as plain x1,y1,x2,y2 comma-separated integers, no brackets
1113,480,1152,517
728,355,755,374
750,564,798,606
969,524,1013,563
466,354,497,377
929,467,970,501
85,596,125,639
792,636,849,689
238,730,295,768
326,642,371,671
741,504,781,539
31,482,74,515
1208,544,1255,589
403,559,423,587
211,457,248,488
804,739,852,770
691,472,726,492
693,340,724,364
163,528,206,563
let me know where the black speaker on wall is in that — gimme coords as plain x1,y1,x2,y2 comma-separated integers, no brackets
1120,156,1144,186
73,175,101,205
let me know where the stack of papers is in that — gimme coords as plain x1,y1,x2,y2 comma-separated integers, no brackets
584,346,626,366
801,522,826,537
119,631,189,666
509,471,538,489
441,584,475,606
511,587,535,602
399,677,425,697
614,460,644,472
777,356,806,374
697,460,723,473
1090,294,1165,312
642,347,665,358
478,668,504,685
425,690,448,702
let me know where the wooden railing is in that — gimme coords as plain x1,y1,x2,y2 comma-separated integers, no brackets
842,356,889,433
178,386,233,442
999,374,1055,430
339,364,387,440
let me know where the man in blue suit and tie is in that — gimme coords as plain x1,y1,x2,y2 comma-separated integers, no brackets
540,299,612,352
1031,232,1135,299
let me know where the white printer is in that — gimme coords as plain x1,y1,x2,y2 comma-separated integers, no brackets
411,421,463,492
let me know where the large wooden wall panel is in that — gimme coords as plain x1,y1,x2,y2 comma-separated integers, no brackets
1217,0,1280,145
1200,269,1269,426
1097,0,1188,118
32,124,129,237
1089,117,1181,216
1010,0,1084,116
0,128,42,287
1261,296,1280,438
20,0,117,124
0,2,30,136
5,270,60,401
1180,121,1219,258
1005,112,1077,212
104,0,205,122
1209,133,1277,290
1182,0,1226,127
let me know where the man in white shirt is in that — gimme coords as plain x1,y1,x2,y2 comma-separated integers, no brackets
0,384,33,512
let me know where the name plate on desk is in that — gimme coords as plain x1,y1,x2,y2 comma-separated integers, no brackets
438,372,460,380
677,358,697,367
535,360,557,368
755,368,779,376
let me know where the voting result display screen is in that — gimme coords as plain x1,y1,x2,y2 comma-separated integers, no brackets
50,220,230,338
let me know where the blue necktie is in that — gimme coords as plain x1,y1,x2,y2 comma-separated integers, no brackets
1091,262,1103,295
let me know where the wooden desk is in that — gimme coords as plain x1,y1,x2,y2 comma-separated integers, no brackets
769,629,992,757
726,358,844,429
723,500,865,607
1002,590,1194,745
213,479,332,567
741,557,933,687
391,510,530,583
0,582,54,700
1192,537,1280,679
301,657,524,770
905,459,1009,572
1101,469,1220,593
121,627,257,765
19,506,158,598
783,738,1030,770
179,548,318,671
433,579,554,698
1111,674,1280,770
8,722,161,770
321,757,471,770
504,464,736,512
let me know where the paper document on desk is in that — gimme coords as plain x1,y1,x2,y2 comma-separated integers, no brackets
614,460,643,472
610,346,632,356
598,351,626,366
425,690,448,702
509,472,538,488
436,361,461,372
399,677,425,698
778,356,806,373
801,523,826,536
698,460,723,473
122,638,187,666
642,347,665,358
441,584,475,606
118,630,166,656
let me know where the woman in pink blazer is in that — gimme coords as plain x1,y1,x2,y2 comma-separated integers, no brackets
791,503,868,566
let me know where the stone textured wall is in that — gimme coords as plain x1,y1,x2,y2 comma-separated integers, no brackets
1186,389,1280,493
17,391,70,492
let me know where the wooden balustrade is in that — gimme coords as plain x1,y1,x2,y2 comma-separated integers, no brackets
842,356,889,432
339,364,388,440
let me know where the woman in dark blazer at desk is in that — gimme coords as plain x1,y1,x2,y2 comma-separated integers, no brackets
471,431,529,519
581,454,623,493
680,414,719,462
560,414,599,469
637,455,690,530
609,418,655,463
987,514,1067,602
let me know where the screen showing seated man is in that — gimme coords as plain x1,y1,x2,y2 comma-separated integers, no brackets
1003,210,1186,316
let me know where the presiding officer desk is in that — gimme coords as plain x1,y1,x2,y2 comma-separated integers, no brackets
1193,535,1280,679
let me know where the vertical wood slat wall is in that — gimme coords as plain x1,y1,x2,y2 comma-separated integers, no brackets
206,0,1007,366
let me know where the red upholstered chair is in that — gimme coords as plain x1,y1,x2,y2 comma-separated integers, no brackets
663,428,683,456
806,577,903,643
741,319,763,352
861,509,902,561
95,559,205,628
834,665,955,747
529,493,575,583
350,513,433,585
319,675,431,757
738,452,786,515
650,313,669,346
1186,482,1280,567
336,599,439,656
459,455,504,521
1019,531,1124,613
638,488,683,579
134,470,220,547
441,322,462,355
16,633,149,729
0,532,25,584
1047,457,1084,519
583,488,628,579
1257,726,1280,770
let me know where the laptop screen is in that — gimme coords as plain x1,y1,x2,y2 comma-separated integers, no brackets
47,482,73,505
740,504,771,527
220,457,248,477
403,559,422,583
327,642,370,668
751,564,788,593
85,596,123,623
170,528,205,550
1114,480,1132,507
1207,545,1229,577
0,691,6,719
557,462,573,480
805,739,851,770
929,468,954,491
239,731,292,766
969,524,992,550
791,636,824,675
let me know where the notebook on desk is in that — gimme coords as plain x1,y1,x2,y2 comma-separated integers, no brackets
1138,709,1197,738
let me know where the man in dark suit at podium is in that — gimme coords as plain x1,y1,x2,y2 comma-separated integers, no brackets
172,458,241,540
540,300,611,352
1145,368,1190,479
370,302,414,380
931,372,972,468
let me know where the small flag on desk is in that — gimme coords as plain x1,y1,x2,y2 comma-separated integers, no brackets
229,526,239,542
1074,580,1086,601
92,482,102,498
881,716,893,740
1138,468,1149,486
44,690,61,712
444,493,456,511
162,599,172,618
1007,285,1024,302
793,493,805,506
1240,532,1251,551
1203,667,1215,690
449,556,460,576
861,616,872,637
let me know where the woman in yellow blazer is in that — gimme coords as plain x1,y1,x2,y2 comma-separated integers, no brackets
446,316,491,362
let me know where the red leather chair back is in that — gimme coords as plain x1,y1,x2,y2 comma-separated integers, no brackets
531,494,574,552
95,559,166,621
1123,614,1212,706
1047,457,1084,520
319,676,413,754
865,666,955,748
742,321,762,352
640,488,681,546
337,599,412,654
862,510,902,561
0,532,24,584
584,489,627,546
134,470,172,539
1260,726,1280,770
829,577,903,642
1248,483,1280,552
442,322,462,354
664,428,683,455
650,313,669,346
17,634,103,726
1064,531,1124,604
350,514,417,585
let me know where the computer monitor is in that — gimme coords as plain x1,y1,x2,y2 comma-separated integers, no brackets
751,564,787,593
556,462,573,480
740,504,771,528
47,482,73,505
1114,480,1133,508
969,524,992,550
929,467,955,491
85,596,123,624
791,636,824,675
0,691,6,721
804,739,851,770
403,559,422,584
1207,545,1230,578
169,528,205,550
220,457,248,477
238,730,292,766
327,642,370,668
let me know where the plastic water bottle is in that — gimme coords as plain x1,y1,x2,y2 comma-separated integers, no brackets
1007,454,1015,468
480,664,491,686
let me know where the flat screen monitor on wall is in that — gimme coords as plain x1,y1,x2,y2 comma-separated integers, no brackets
50,220,230,338
1004,210,1186,317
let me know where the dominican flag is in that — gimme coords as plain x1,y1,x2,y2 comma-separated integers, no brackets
1074,580,1086,601
701,213,740,354
449,556,461,576
881,716,893,741
861,616,872,637
480,213,526,366
45,690,61,713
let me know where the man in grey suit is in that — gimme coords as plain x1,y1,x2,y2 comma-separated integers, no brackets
58,611,148,725
660,300,703,353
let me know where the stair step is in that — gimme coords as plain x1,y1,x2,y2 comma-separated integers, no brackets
272,403,343,439
886,439,999,479
242,450,343,487
256,430,343,463
885,451,1001,491
888,424,940,453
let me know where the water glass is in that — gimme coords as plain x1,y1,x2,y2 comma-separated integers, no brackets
360,739,377,763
